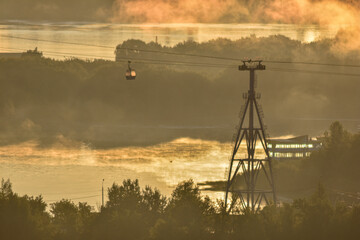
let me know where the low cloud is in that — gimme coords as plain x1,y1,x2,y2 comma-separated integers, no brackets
110,0,360,54
111,0,249,23
263,0,358,25
111,0,360,25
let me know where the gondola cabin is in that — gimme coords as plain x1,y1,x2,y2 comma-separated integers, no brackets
125,61,136,80
126,69,136,80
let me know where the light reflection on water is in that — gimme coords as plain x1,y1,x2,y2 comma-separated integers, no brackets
0,137,267,207
0,138,229,206
0,22,342,60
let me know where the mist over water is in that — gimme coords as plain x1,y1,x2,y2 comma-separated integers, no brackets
0,135,273,205
0,138,235,205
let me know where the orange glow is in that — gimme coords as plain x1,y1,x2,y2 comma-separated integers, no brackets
110,0,360,53
0,137,271,187
264,0,358,25
111,0,359,25
111,0,249,23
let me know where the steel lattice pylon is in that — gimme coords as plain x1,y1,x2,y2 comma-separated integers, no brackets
225,60,276,212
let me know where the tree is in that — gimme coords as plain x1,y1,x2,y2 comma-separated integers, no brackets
51,200,92,240
84,179,166,240
150,180,215,240
0,179,50,240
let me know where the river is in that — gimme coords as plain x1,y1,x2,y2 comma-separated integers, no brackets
0,138,237,207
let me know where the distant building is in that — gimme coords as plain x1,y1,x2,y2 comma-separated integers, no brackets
0,52,22,59
268,135,322,160
0,48,42,59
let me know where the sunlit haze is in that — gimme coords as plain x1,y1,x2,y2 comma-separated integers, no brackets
0,1,360,239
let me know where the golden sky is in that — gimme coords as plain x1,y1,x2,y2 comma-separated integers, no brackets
111,0,360,25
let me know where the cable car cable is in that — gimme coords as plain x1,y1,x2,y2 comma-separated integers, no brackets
265,60,360,68
0,46,237,67
269,68,360,77
3,34,360,68
115,56,236,68
0,46,114,60
45,194,101,203
1,47,360,77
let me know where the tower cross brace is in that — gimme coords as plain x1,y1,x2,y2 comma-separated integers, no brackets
225,60,276,212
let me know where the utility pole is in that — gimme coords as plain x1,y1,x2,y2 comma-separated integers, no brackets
102,179,104,209
225,60,276,212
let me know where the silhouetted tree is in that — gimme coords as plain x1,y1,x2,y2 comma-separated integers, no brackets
84,179,166,240
51,199,92,240
0,179,50,240
0,177,360,240
150,180,215,240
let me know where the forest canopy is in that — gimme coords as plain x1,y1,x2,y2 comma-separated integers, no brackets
1,177,359,240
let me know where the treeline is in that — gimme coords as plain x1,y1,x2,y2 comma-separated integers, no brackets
1,178,359,240
272,121,360,198
208,122,360,200
117,35,360,65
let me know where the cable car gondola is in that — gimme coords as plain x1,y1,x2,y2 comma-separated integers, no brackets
125,61,136,80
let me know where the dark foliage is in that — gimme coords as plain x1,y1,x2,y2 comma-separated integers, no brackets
0,179,51,240
268,121,360,198
0,177,359,240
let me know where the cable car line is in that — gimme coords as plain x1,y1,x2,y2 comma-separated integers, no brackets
1,34,115,49
1,34,240,61
269,68,360,77
1,47,360,77
266,60,360,68
120,60,235,68
45,194,101,203
0,46,234,68
0,46,114,60
39,190,101,196
2,34,360,68
120,59,360,77
0,46,237,68
115,56,237,68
